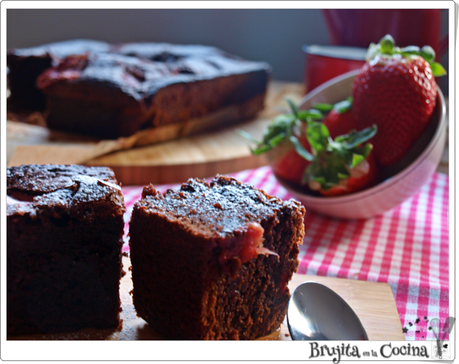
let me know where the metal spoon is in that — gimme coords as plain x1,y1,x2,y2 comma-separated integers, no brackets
287,281,368,340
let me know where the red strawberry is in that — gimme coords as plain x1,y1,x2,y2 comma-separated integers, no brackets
268,135,311,186
271,107,364,187
322,108,358,139
352,34,446,166
316,152,378,197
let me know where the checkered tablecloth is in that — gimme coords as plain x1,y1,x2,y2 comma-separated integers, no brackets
121,166,449,341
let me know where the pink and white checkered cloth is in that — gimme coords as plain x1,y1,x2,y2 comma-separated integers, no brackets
121,166,449,341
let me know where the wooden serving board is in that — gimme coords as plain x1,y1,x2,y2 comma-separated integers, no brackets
10,257,404,341
7,81,305,186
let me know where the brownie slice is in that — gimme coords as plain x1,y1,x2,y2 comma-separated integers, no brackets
129,176,305,340
7,164,125,336
7,39,111,112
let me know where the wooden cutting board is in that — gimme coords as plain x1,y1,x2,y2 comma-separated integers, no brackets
10,257,404,341
7,81,304,186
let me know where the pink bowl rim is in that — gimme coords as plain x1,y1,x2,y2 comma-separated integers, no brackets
282,71,447,206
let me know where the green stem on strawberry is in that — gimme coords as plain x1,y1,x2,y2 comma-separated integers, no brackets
367,34,446,77
314,97,353,114
237,99,322,158
238,98,377,192
302,120,376,191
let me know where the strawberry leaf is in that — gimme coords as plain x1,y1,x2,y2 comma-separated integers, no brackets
251,132,286,155
313,176,327,186
312,103,334,113
420,45,436,63
341,144,373,167
357,143,373,160
240,112,296,155
238,129,260,144
401,45,421,54
333,98,353,114
334,125,377,149
306,120,329,154
267,133,287,148
262,114,294,141
430,62,447,77
380,34,395,54
297,109,323,121
302,124,375,189
290,135,314,161
303,151,350,190
250,144,272,156
286,98,300,117
351,153,364,168
367,34,446,77
366,42,379,61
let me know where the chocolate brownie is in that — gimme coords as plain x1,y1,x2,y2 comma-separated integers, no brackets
7,39,111,111
129,176,305,340
7,164,125,336
8,40,270,139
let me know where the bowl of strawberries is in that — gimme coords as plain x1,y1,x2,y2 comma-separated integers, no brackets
241,35,447,220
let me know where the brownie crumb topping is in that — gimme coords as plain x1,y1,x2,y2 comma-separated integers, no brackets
7,164,125,219
137,175,301,238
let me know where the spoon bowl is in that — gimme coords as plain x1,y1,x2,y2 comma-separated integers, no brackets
287,281,368,340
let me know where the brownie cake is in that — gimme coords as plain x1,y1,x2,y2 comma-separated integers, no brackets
8,40,270,139
129,176,305,340
7,164,125,336
7,39,111,111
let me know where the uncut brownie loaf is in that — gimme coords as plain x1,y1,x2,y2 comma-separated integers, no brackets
8,40,270,139
7,39,111,112
7,164,125,336
129,175,305,340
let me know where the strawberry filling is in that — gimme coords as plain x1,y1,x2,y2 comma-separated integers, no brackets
37,54,89,89
217,222,278,268
7,190,38,204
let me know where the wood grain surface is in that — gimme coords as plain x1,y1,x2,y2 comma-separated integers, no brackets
7,82,448,185
7,81,305,186
10,257,404,341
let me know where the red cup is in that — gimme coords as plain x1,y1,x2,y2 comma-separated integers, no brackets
303,45,366,93
322,9,447,59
